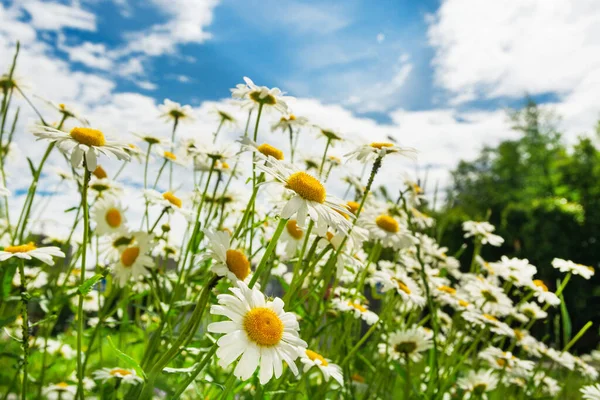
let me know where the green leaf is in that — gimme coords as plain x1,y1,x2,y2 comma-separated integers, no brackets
106,336,146,379
64,206,78,213
78,274,104,295
559,286,572,345
27,157,35,177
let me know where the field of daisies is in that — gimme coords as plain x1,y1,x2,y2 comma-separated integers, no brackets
1,45,599,400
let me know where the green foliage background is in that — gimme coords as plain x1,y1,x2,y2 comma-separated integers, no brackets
437,99,600,351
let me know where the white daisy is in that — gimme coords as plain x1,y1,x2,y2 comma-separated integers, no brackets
154,147,188,166
581,384,600,400
345,141,417,163
239,136,285,161
0,242,65,265
300,349,344,386
271,113,308,132
379,326,433,362
201,229,251,283
42,382,77,400
457,369,498,398
518,302,548,320
331,298,379,325
207,282,307,384
144,189,192,218
462,277,513,316
462,221,504,247
92,367,144,385
361,211,414,250
529,279,560,306
231,76,291,114
159,98,194,122
552,258,595,280
370,269,425,307
90,197,128,236
112,232,155,287
257,158,352,235
32,125,130,171
279,219,305,260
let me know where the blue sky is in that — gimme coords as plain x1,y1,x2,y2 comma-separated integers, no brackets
1,0,599,198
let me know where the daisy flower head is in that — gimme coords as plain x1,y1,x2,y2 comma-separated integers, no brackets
582,384,600,400
159,98,194,123
529,279,560,306
113,232,154,287
370,269,425,307
230,76,292,114
202,229,252,283
42,382,77,400
144,189,192,218
380,326,433,362
462,277,513,316
0,242,65,265
279,219,305,260
457,369,498,398
154,147,188,166
462,221,504,247
215,108,237,125
90,197,127,236
47,100,89,126
361,210,414,250
132,132,171,150
89,177,123,198
300,349,344,386
92,367,144,385
239,136,285,161
345,141,417,163
257,158,352,236
32,125,130,172
271,113,308,132
207,281,307,384
552,258,595,280
331,298,379,325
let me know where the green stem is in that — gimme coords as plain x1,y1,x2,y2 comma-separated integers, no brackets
169,117,179,190
171,343,218,398
219,374,236,400
76,166,91,399
319,138,331,177
18,260,28,400
248,218,287,288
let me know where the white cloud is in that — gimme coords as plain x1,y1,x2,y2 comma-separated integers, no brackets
58,36,113,70
134,80,158,90
121,0,219,56
21,0,96,31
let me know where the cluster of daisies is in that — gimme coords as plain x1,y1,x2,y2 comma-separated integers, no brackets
0,67,598,400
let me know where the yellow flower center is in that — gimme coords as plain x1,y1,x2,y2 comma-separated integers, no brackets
5,242,37,253
375,215,399,233
257,143,284,160
306,349,329,366
249,91,276,105
514,329,524,340
347,201,360,214
225,249,250,281
286,220,303,240
93,166,107,179
288,114,296,120
164,151,177,161
496,358,507,367
326,232,334,242
286,172,326,203
162,192,182,208
70,127,106,147
243,307,283,346
121,246,140,267
458,300,470,307
110,368,132,376
437,285,456,295
56,382,69,389
393,279,411,294
352,373,365,383
347,301,367,312
533,279,548,292
483,314,498,323
105,208,122,228
370,142,394,149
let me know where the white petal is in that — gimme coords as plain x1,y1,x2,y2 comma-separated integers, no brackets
71,147,83,168
85,147,97,171
234,343,260,381
259,348,274,384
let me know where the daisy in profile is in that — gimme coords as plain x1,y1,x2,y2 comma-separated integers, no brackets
159,99,194,123
239,137,285,161
279,219,305,260
463,277,513,316
518,302,548,321
132,132,171,150
42,382,77,400
552,258,595,280
32,126,130,171
361,211,414,250
0,242,65,265
154,147,188,167
581,384,600,400
300,349,344,385
257,158,352,235
89,177,123,198
201,229,252,283
529,279,560,306
370,269,425,307
92,367,144,385
0,185,10,196
90,197,127,236
231,76,291,114
112,232,154,287
331,298,378,325
271,113,308,132
380,326,433,362
457,369,498,398
40,98,89,125
207,281,307,384
144,189,192,218
462,221,504,247
345,141,417,163
316,127,342,143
